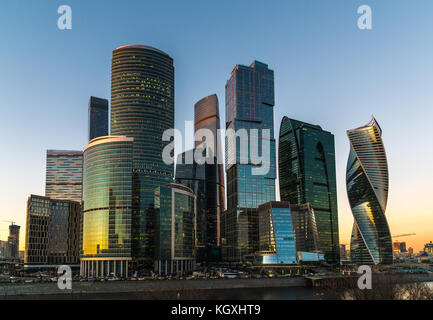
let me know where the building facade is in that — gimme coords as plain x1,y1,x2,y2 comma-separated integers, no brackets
88,96,109,141
110,44,174,266
7,224,20,259
222,61,276,262
278,117,340,263
81,136,134,277
347,116,393,265
154,183,196,274
24,195,81,267
45,150,83,202
194,94,225,253
255,201,322,265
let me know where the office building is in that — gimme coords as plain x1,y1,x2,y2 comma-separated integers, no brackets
88,96,109,141
222,60,276,262
45,150,83,202
111,44,174,267
24,195,81,267
347,116,393,265
425,242,433,254
175,94,225,262
7,224,20,259
255,201,322,265
154,183,196,274
278,117,340,263
81,136,134,277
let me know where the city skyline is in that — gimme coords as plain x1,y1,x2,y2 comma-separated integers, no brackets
1,1,432,253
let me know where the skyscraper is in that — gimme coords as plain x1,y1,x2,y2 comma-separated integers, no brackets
222,61,276,262
278,117,340,263
175,94,224,262
45,150,83,202
346,116,393,265
81,136,134,277
194,94,225,251
154,183,196,274
7,224,20,259
110,45,174,267
88,96,109,141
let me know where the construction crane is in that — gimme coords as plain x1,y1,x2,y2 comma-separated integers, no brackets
2,220,16,225
392,233,416,238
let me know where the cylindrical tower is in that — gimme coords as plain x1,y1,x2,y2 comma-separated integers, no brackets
110,45,175,265
81,136,134,277
346,116,392,265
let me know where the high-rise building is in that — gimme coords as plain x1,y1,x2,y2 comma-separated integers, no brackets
347,116,393,265
24,195,81,267
194,94,225,251
278,117,340,263
110,45,174,266
81,136,133,277
7,224,20,259
424,242,433,254
255,201,322,265
175,94,224,262
154,183,196,274
222,61,276,262
88,96,109,141
45,150,83,202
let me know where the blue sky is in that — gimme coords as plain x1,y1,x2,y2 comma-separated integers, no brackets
0,0,432,251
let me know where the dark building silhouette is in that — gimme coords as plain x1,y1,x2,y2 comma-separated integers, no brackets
278,117,340,263
88,96,109,141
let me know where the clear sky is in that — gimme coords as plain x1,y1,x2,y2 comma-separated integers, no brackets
0,0,432,252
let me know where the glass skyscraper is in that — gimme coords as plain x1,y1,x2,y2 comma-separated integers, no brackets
154,183,196,274
222,61,276,262
175,94,225,262
45,150,83,202
110,45,175,266
278,117,340,263
88,96,109,141
81,136,134,277
255,201,322,265
346,116,392,265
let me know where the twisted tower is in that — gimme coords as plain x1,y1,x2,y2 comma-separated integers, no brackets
346,116,392,265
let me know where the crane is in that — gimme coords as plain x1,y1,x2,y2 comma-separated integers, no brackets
2,220,16,226
393,233,416,238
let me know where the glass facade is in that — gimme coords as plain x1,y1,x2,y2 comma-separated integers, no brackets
278,117,340,263
88,96,109,141
110,45,174,265
222,61,276,262
194,94,225,252
154,183,196,274
81,136,134,277
347,117,392,265
45,150,83,202
256,201,321,265
24,195,81,266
